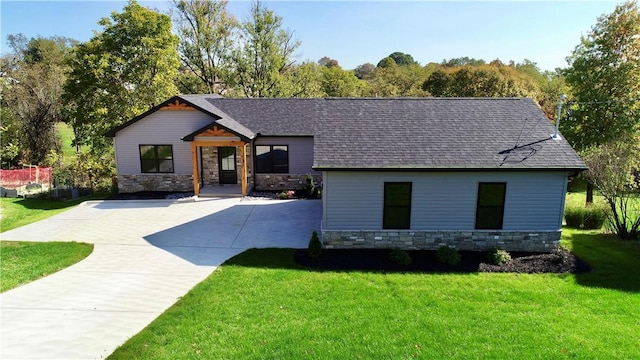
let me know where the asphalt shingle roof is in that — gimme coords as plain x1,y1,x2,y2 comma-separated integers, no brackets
108,95,586,171
200,97,319,136
312,98,586,170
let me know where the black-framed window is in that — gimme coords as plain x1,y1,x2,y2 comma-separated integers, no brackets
475,182,506,230
383,182,412,229
139,145,174,173
255,145,288,173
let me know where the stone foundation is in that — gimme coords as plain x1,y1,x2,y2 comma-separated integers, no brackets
117,174,193,193
255,174,322,191
322,230,561,252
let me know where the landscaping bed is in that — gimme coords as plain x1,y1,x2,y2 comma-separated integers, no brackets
295,247,590,274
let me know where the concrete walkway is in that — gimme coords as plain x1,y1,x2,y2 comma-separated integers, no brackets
0,198,321,359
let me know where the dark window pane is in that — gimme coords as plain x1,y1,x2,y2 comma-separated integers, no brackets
255,145,288,173
157,145,173,159
384,207,411,229
255,146,273,173
140,145,156,159
383,182,411,229
158,159,174,173
476,206,503,229
141,159,158,173
385,183,412,206
475,183,506,229
478,183,506,206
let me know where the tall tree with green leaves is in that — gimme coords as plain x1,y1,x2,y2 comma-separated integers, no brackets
563,0,640,150
563,0,640,203
172,0,238,94
231,0,300,97
1,35,75,165
64,0,180,151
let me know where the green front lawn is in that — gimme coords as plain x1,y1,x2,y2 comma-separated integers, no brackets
0,241,93,292
109,229,640,359
0,195,103,233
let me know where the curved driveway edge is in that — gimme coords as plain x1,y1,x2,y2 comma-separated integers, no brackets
0,198,321,359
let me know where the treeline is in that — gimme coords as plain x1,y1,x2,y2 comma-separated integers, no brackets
0,1,637,191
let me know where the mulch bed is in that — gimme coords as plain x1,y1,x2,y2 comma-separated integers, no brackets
295,247,591,274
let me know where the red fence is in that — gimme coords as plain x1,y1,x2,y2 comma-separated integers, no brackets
0,167,53,189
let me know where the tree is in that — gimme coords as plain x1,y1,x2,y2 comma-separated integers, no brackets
231,1,300,97
318,56,339,68
354,62,375,79
422,64,539,98
279,61,325,97
378,51,418,67
563,0,640,203
365,64,429,97
172,0,238,94
64,0,180,151
582,137,640,239
1,35,75,165
321,66,365,97
441,57,485,67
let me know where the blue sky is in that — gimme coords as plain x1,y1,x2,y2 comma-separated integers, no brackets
1,1,619,71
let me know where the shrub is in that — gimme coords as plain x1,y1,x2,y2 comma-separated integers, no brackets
308,231,322,259
583,204,608,230
552,246,569,264
485,247,511,265
389,248,412,266
564,203,609,229
277,190,295,199
564,205,585,228
435,246,461,266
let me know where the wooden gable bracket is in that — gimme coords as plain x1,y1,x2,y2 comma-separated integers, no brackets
200,125,236,137
161,99,195,111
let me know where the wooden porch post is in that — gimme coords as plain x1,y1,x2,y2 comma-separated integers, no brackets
191,142,200,195
240,142,248,196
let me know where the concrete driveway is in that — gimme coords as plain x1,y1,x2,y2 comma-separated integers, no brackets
0,197,321,359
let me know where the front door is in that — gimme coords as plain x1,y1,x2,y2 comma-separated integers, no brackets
218,147,237,184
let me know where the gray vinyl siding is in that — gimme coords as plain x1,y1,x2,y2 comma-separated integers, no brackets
114,111,214,175
323,171,568,231
254,137,317,174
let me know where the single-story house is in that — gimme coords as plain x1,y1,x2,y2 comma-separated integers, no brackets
106,95,586,252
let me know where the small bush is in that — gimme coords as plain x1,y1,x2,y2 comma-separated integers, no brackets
583,205,608,230
485,248,511,265
308,231,322,259
564,205,584,228
564,203,608,229
552,246,569,264
277,190,295,199
435,246,461,266
389,248,412,266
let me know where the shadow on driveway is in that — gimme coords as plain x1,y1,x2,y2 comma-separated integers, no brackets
144,200,322,266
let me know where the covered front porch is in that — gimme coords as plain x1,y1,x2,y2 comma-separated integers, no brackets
183,124,253,197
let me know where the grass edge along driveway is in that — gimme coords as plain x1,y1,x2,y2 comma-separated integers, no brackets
109,228,640,359
1,241,93,292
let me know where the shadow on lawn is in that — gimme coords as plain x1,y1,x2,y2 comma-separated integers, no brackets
568,231,640,293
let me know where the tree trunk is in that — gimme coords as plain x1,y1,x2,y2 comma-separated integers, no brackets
586,182,594,205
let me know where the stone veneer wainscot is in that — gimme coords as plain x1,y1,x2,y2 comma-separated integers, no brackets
322,230,561,252
255,174,322,191
117,174,194,193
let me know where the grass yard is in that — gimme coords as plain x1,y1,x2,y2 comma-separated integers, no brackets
0,195,104,233
0,241,93,292
109,228,640,359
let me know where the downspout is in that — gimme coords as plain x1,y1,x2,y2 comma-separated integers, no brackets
553,94,567,139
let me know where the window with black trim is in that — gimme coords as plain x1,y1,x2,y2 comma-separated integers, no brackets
383,182,412,229
139,145,174,173
475,182,506,230
255,145,288,173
